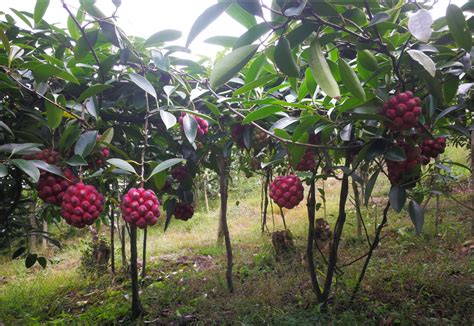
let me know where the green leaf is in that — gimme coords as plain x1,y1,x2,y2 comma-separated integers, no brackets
385,145,406,162
30,160,63,177
148,158,186,180
275,37,299,77
66,154,88,166
11,246,26,259
59,124,81,154
160,110,177,130
45,97,63,130
210,44,258,88
34,0,50,25
186,2,230,47
144,29,182,48
0,27,11,55
308,39,340,98
236,0,263,17
446,4,472,52
78,84,112,102
286,22,318,48
234,74,278,96
128,73,157,99
74,29,99,61
242,105,284,124
408,199,424,234
367,12,390,27
434,105,463,124
0,164,7,177
37,256,47,268
9,143,42,156
107,158,137,174
408,9,433,43
364,168,380,205
224,2,257,29
233,22,270,49
183,113,198,144
407,50,436,77
99,127,114,144
338,59,366,100
289,133,308,167
164,198,177,231
357,50,378,71
25,253,37,268
11,159,40,182
32,64,79,84
74,130,98,158
67,7,84,39
389,185,406,213
204,36,238,48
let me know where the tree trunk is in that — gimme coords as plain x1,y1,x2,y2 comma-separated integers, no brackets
218,155,233,293
261,169,270,233
30,203,37,250
130,225,142,318
121,225,127,268
110,206,115,274
352,181,363,238
42,219,48,248
203,172,209,214
306,177,322,301
141,227,147,278
471,129,474,235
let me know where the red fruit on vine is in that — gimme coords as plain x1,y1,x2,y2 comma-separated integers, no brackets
382,91,422,131
231,124,247,148
296,149,316,171
178,112,209,137
420,136,446,160
252,128,269,150
174,202,194,221
386,141,421,185
37,169,77,206
269,175,304,209
28,149,61,165
60,183,104,228
121,188,160,228
171,165,189,182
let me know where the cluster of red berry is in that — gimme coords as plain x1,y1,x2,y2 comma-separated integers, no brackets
420,137,446,164
295,149,316,171
381,91,422,131
179,112,209,137
269,175,304,209
61,183,104,228
386,141,421,185
174,202,194,221
121,188,161,228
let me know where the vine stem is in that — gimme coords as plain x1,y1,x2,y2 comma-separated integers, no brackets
140,92,151,280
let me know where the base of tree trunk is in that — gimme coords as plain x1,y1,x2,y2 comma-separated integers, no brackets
271,229,295,257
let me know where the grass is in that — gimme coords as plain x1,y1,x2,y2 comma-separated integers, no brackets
0,147,472,324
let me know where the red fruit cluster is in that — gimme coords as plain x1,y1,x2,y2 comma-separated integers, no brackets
171,165,189,182
179,112,209,137
29,149,60,165
420,137,446,161
231,124,247,148
270,175,304,209
95,147,110,166
296,149,316,171
381,91,422,131
386,141,421,184
121,188,160,228
174,202,194,221
37,169,77,206
60,183,104,228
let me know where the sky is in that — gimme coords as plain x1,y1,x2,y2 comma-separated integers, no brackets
0,0,469,58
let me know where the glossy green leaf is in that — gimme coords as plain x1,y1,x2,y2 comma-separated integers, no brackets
183,113,198,144
11,159,40,182
45,97,63,130
74,130,97,158
78,84,112,102
107,158,137,174
408,199,424,234
236,0,263,17
0,164,8,177
224,2,257,28
233,23,270,50
186,2,230,47
242,105,284,124
34,0,49,25
364,168,380,205
128,73,157,99
446,4,472,52
210,44,258,88
0,28,10,55
37,256,47,268
144,29,182,47
389,185,406,213
338,59,366,100
148,158,185,180
59,124,81,153
234,74,278,96
204,36,238,47
66,154,88,166
407,50,436,77
408,9,433,42
25,253,37,268
160,110,177,130
30,160,63,177
275,37,299,77
357,50,378,71
385,145,406,162
367,12,390,27
32,64,79,84
74,29,99,60
308,39,340,98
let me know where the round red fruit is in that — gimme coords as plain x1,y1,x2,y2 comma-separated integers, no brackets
171,165,189,182
121,188,160,228
179,112,209,137
269,175,304,209
174,202,194,221
296,149,316,171
61,183,104,228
